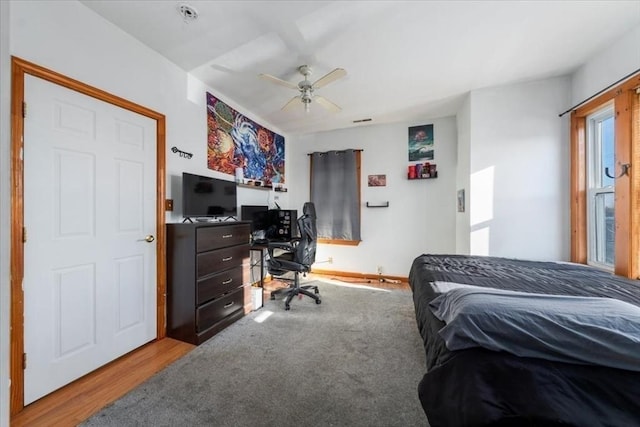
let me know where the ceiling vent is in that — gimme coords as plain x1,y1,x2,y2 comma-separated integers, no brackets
178,4,199,22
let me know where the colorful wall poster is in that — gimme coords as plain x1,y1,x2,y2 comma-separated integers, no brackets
408,124,434,161
207,92,285,184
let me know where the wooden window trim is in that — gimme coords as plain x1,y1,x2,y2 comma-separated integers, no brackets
570,74,640,278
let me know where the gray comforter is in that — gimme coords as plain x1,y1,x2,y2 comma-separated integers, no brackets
429,285,640,371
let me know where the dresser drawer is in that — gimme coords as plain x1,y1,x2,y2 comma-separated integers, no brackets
196,224,250,252
197,266,243,305
196,288,244,332
197,244,249,278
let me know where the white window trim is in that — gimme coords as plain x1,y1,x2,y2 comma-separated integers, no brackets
586,106,615,271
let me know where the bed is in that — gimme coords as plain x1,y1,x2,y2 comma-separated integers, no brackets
409,254,640,427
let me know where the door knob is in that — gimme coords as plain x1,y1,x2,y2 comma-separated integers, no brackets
138,235,155,243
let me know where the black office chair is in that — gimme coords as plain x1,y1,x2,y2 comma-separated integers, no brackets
267,202,321,310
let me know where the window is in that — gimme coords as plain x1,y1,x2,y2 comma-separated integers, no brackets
586,107,615,269
570,74,640,279
309,150,362,245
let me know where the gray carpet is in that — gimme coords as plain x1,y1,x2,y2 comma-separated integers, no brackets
83,279,429,427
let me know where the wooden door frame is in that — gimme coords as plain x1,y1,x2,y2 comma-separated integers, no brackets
10,56,167,415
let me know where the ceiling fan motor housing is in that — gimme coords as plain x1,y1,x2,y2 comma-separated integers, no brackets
298,65,312,77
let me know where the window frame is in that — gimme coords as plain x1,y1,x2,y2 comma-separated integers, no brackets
585,106,615,270
309,150,362,246
570,74,640,278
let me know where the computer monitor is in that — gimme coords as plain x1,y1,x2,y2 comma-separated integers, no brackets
240,205,269,228
265,209,298,241
241,205,300,241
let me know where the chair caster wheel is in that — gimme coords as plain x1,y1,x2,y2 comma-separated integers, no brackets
314,288,319,294
315,299,322,304
285,305,291,311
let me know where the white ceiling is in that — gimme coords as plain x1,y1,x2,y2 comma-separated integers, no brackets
80,1,640,135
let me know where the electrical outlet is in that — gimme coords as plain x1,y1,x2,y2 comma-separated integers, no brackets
377,265,383,274
165,199,174,211
328,256,333,264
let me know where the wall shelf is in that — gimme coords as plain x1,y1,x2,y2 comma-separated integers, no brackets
366,202,389,208
237,183,272,191
237,182,287,192
408,172,438,180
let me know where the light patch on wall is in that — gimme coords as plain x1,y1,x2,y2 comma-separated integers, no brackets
186,73,207,106
471,227,490,256
470,166,494,226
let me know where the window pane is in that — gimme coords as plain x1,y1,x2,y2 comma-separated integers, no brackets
587,106,614,269
593,191,615,266
601,116,615,187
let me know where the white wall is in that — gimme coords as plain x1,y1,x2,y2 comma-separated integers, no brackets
467,76,571,261
9,1,287,226
571,24,640,106
455,95,471,254
2,0,287,419
163,78,289,224
289,118,458,277
1,1,11,425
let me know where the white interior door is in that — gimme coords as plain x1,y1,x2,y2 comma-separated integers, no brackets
23,75,157,404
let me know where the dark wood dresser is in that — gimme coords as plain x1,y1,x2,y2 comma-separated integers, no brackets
166,221,251,345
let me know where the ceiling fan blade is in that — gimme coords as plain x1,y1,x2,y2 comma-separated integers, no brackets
312,68,347,89
282,96,302,111
259,73,299,90
314,95,342,112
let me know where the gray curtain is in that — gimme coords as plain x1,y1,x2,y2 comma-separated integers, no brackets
310,150,361,241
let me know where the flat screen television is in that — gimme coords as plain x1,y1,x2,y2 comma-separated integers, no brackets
182,172,237,219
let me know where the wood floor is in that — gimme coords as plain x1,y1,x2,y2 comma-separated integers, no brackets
11,338,195,427
10,274,408,426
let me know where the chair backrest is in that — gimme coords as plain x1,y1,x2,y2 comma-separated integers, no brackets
294,202,317,268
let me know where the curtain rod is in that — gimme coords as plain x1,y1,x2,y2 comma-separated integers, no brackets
307,149,363,156
558,68,640,117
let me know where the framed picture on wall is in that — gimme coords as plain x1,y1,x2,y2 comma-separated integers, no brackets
368,174,387,187
408,124,434,161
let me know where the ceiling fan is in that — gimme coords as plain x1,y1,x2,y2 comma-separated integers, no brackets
259,65,347,113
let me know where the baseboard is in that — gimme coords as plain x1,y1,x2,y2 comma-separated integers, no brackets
254,270,407,285
311,268,407,283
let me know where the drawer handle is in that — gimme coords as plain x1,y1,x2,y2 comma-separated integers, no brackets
222,278,233,285
222,256,233,262
222,234,233,239
224,301,235,309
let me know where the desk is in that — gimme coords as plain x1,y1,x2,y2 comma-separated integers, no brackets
250,241,292,286
249,244,269,310
249,244,268,288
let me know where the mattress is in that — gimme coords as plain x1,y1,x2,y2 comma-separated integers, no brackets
409,254,640,427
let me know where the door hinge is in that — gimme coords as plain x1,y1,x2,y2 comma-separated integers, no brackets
22,353,27,370
22,101,27,118
22,227,27,243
